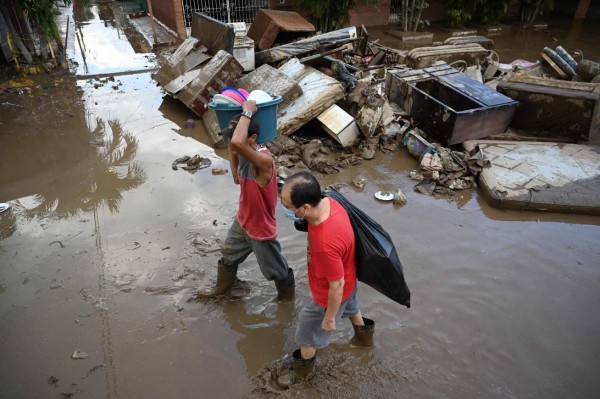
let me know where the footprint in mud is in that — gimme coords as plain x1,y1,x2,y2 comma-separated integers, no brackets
144,286,190,295
113,273,139,292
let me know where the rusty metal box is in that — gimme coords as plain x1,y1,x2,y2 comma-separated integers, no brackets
386,64,518,146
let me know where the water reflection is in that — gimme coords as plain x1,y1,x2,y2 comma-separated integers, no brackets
221,295,296,376
0,118,146,239
70,1,156,76
368,16,599,62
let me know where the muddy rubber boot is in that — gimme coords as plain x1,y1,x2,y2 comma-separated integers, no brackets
349,317,375,347
194,261,236,298
293,349,316,380
274,268,295,302
273,349,316,389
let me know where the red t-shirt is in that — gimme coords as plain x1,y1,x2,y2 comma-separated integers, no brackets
236,147,277,240
307,198,357,307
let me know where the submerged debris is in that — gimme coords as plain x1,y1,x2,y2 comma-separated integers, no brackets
172,154,211,171
71,349,89,359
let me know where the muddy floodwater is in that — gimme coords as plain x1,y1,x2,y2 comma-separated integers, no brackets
1,5,600,399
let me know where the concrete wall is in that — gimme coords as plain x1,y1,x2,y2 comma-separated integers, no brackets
148,0,186,39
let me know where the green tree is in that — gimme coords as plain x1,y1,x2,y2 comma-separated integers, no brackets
475,0,514,26
519,0,554,23
17,0,73,50
399,0,430,32
446,0,475,28
295,0,377,33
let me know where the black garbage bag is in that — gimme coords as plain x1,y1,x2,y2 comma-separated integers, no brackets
324,189,410,308
294,189,411,307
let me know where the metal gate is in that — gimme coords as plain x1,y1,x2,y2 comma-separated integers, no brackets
182,0,269,27
389,0,401,24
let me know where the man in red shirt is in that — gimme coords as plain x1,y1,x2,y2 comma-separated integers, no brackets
277,171,375,385
197,100,294,301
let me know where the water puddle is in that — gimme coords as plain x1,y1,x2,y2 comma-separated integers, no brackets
70,3,157,77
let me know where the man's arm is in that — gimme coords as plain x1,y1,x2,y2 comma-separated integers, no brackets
229,101,273,185
228,145,239,184
322,277,344,332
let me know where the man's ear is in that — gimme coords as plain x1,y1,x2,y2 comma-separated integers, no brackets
248,133,258,142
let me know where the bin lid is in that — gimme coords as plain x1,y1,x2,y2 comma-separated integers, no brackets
438,72,517,107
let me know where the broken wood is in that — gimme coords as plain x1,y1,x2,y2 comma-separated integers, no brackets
540,51,568,79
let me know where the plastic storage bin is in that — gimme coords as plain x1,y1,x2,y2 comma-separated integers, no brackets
208,95,282,144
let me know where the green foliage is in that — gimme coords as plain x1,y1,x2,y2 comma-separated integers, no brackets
295,0,377,33
17,0,73,49
446,0,516,28
475,0,514,26
399,0,430,32
446,0,474,28
519,0,555,23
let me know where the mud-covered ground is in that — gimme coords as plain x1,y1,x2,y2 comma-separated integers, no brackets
1,3,600,398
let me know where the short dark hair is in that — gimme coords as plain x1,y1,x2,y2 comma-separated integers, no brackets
286,171,321,207
219,113,260,140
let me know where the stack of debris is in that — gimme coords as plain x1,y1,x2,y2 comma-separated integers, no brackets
153,11,599,211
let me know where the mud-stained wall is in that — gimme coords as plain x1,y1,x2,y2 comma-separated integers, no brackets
149,0,186,39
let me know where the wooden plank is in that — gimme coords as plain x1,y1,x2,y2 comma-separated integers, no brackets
168,37,199,65
540,52,568,79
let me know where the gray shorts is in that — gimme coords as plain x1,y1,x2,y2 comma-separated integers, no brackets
295,286,360,349
221,218,289,281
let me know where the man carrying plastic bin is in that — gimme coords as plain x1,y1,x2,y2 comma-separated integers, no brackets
196,100,295,301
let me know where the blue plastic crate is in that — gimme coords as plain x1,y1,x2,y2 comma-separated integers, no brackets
208,95,282,144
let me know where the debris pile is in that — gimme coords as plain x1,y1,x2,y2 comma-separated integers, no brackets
153,10,599,205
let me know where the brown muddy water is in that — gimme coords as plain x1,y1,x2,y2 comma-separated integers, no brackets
1,4,600,399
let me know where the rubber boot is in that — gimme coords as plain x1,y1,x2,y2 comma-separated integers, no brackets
349,317,375,347
195,260,236,298
274,268,295,302
292,349,316,380
273,349,316,389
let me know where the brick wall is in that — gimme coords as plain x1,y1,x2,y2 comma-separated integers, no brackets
349,0,391,27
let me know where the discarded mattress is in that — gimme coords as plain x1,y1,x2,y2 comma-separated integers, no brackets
237,64,303,108
464,140,600,215
275,58,346,137
406,43,488,69
255,27,357,66
443,35,494,50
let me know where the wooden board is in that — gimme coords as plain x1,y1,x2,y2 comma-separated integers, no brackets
540,52,568,79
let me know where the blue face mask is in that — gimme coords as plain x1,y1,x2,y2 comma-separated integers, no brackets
283,207,300,221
